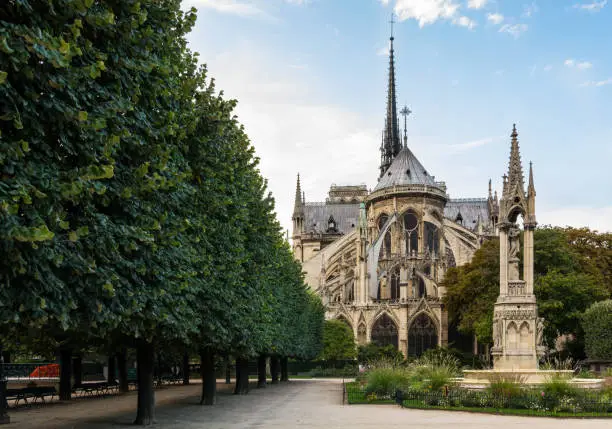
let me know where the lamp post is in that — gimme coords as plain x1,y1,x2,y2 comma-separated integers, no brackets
0,342,10,424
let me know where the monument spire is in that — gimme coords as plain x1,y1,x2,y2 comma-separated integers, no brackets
379,13,402,178
504,124,525,198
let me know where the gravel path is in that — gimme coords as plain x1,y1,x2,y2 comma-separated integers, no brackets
6,379,611,428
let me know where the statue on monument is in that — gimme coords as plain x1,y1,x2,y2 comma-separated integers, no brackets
507,225,521,280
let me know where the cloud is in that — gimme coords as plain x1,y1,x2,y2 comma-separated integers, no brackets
185,0,267,18
573,0,608,12
453,15,477,29
565,58,593,69
522,2,539,18
377,46,390,56
543,64,553,71
487,13,504,25
392,0,460,27
191,43,380,234
448,137,497,153
580,77,612,87
467,0,488,9
499,23,528,37
539,206,612,232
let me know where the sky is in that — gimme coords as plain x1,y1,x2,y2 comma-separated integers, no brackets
182,0,612,234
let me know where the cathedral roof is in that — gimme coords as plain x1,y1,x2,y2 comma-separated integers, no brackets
444,198,490,230
303,202,360,235
373,146,437,191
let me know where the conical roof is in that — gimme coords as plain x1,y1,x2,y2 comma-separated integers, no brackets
374,147,437,191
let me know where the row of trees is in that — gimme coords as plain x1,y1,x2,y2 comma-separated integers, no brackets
0,0,324,424
443,226,611,361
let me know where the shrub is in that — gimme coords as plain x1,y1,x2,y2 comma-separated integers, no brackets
487,373,525,398
357,343,405,365
365,367,411,396
407,353,460,392
582,300,612,361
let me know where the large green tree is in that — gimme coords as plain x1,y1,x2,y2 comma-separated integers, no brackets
443,227,610,358
320,319,356,363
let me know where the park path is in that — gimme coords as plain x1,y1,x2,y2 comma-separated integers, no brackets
6,379,612,428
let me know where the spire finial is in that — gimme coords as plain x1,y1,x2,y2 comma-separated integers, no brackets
293,173,303,217
488,179,492,198
400,105,411,148
528,161,536,196
389,12,396,39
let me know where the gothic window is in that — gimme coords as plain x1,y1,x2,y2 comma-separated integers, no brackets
408,313,438,357
346,281,355,303
326,215,338,233
403,210,419,255
371,314,399,349
424,222,439,254
378,214,392,257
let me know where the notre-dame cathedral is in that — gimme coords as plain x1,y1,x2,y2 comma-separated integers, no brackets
291,33,534,358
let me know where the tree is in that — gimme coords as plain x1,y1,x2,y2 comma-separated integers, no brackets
357,343,404,364
443,227,610,359
582,300,612,361
320,320,356,363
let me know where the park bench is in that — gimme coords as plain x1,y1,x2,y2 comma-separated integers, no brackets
6,386,56,407
72,381,118,397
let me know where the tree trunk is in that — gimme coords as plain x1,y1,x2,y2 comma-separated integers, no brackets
73,355,82,387
59,348,72,401
1,351,10,364
116,349,129,393
199,349,216,405
182,352,190,385
233,357,249,395
224,355,231,384
257,355,267,388
0,343,10,424
270,356,280,385
134,341,155,425
107,354,117,384
280,356,289,382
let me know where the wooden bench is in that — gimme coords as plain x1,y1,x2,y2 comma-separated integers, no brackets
73,381,118,397
6,386,56,406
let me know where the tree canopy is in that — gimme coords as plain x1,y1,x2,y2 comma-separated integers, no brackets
320,320,357,362
442,226,611,358
582,300,612,361
1,0,323,424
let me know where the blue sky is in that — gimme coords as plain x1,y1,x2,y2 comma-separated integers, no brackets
183,0,612,233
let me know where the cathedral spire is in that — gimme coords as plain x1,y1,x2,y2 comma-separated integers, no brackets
528,161,536,197
293,173,303,218
379,14,402,178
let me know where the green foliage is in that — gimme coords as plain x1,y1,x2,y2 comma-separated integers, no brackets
486,374,525,398
542,375,579,400
320,320,356,362
582,300,612,360
357,343,404,364
0,0,323,368
443,227,610,359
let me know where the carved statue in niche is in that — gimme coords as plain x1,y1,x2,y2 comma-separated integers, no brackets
536,317,545,347
492,319,501,348
507,225,521,280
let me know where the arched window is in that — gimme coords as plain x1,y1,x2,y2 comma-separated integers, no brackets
403,210,419,255
371,314,398,349
378,214,392,257
424,222,439,254
408,313,438,357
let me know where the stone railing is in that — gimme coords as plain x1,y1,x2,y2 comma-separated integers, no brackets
507,280,526,296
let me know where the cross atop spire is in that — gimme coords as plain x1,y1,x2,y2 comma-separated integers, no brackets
400,105,411,148
389,12,396,39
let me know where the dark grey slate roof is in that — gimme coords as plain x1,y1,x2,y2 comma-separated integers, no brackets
444,198,490,230
304,202,360,235
374,147,437,191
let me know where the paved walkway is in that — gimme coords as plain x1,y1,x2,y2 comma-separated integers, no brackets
6,379,611,428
